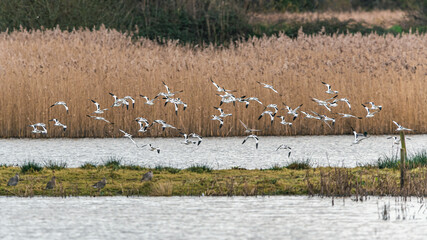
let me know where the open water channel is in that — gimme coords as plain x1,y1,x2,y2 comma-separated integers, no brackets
0,196,426,240
0,135,425,169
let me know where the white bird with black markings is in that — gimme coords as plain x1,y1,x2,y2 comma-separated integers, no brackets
28,123,47,134
91,100,108,114
310,111,332,129
179,132,197,145
336,113,362,119
311,95,337,111
264,104,278,114
189,133,203,146
361,104,380,118
276,144,292,158
392,121,413,132
50,101,69,113
217,92,237,106
211,115,224,129
276,116,293,127
135,117,150,132
351,126,369,145
283,103,303,121
158,81,183,98
239,120,261,134
210,78,235,93
109,93,129,110
140,144,160,154
87,115,114,124
256,81,279,94
338,98,352,110
245,97,263,106
152,120,178,131
321,82,338,94
140,95,159,105
49,119,67,131
258,110,275,124
301,111,319,119
387,136,411,145
364,102,382,111
119,129,138,147
123,96,135,108
214,107,232,118
242,134,259,149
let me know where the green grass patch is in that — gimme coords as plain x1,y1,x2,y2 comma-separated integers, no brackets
286,159,311,170
369,150,427,170
102,156,123,170
20,160,43,173
44,160,67,171
79,162,97,169
186,164,212,173
154,165,181,174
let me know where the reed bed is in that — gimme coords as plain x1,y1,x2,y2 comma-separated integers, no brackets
250,10,411,28
0,27,426,138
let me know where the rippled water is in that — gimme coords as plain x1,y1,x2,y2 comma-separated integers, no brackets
0,135,426,169
0,196,425,240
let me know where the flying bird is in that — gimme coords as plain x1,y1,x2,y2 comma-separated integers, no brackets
242,134,259,149
256,81,279,94
392,121,413,132
50,101,69,113
49,119,67,131
321,82,338,94
91,100,108,114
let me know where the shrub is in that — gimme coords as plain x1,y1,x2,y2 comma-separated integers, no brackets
186,164,212,173
21,160,43,173
44,160,67,170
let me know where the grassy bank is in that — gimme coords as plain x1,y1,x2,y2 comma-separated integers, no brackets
1,166,426,197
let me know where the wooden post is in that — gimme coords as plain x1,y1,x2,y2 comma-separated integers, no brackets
399,131,406,190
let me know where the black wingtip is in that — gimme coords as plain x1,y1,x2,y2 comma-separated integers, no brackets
258,115,262,120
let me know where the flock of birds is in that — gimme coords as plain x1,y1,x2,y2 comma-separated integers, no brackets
27,79,416,155
6,79,418,190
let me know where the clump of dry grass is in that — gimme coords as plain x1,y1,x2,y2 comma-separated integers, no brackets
249,10,410,28
0,27,425,138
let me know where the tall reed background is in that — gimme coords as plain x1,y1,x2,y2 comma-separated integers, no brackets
0,27,425,138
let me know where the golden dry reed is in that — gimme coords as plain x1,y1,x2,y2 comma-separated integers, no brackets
250,10,410,28
0,27,426,138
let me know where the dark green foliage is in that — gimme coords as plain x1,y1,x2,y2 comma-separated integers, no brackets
262,164,286,171
0,0,251,45
286,159,311,170
376,150,427,169
79,162,97,169
154,165,181,174
44,160,67,171
186,164,213,173
252,18,426,39
0,0,424,45
20,161,43,173
102,156,122,170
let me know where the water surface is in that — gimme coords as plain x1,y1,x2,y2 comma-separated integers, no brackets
0,135,425,169
0,196,425,240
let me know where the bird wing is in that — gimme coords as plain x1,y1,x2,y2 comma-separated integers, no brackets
239,119,248,130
